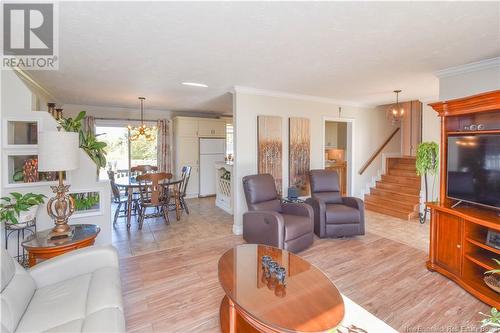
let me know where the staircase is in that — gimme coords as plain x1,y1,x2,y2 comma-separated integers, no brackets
364,157,421,220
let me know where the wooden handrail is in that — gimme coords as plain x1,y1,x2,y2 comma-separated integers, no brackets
358,127,400,175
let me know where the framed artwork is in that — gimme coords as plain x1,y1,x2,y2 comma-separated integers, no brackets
289,118,310,196
257,116,283,195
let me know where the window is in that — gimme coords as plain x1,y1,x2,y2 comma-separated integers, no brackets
96,122,157,180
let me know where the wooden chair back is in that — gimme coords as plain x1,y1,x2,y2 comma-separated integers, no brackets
131,165,158,175
136,172,172,205
180,166,192,198
107,170,121,199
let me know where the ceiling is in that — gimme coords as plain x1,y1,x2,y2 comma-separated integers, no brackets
28,1,500,114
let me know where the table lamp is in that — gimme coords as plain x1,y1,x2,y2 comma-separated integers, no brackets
38,130,79,239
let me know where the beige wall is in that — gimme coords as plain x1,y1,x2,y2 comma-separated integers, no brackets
419,59,500,214
438,61,500,100
61,104,222,121
232,91,400,234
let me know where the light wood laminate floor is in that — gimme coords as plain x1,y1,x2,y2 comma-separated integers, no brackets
113,198,489,333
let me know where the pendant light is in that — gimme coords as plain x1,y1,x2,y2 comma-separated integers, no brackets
390,90,405,124
128,97,156,141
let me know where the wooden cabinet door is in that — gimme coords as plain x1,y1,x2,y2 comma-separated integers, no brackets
435,211,463,276
176,118,198,137
198,120,226,137
175,137,199,196
212,121,226,137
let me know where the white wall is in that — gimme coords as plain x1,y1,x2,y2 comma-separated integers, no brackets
232,90,400,234
1,70,112,252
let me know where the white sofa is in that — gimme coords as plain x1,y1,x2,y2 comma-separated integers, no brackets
1,246,125,333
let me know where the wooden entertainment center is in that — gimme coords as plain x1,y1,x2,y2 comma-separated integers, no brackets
427,90,500,309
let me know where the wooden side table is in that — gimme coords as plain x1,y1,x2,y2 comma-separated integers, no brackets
22,224,100,267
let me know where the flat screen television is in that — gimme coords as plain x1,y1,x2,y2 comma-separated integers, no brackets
447,134,500,210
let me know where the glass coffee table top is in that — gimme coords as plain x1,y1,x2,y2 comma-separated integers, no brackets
22,224,100,249
218,244,345,332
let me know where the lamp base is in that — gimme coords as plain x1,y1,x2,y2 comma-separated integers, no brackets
48,223,73,240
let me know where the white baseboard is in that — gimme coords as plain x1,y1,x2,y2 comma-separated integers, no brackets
232,223,242,235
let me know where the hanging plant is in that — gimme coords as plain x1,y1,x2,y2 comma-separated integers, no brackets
416,142,439,224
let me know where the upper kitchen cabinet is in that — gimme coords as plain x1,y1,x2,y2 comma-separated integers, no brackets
197,119,226,137
174,117,199,137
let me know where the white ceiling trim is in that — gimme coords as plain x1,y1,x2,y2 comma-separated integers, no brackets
232,86,372,108
434,57,500,79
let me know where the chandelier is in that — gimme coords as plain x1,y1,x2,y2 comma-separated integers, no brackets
128,97,156,141
390,90,405,124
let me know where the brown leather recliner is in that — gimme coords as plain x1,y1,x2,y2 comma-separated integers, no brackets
242,174,314,253
306,170,365,238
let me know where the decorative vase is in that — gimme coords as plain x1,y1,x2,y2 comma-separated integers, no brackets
484,274,500,293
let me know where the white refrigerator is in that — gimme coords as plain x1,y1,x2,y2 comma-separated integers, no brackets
199,138,226,196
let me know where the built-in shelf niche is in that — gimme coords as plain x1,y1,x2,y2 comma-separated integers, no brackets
3,119,40,148
70,190,102,218
4,153,66,188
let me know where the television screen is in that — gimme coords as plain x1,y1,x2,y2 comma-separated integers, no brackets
447,134,500,210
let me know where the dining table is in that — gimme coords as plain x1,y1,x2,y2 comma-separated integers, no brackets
115,176,184,228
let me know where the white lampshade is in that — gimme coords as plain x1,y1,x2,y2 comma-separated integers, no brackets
38,131,80,172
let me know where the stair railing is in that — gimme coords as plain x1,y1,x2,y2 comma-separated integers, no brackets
358,127,400,175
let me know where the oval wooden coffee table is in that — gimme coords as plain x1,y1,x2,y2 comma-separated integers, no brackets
218,244,345,333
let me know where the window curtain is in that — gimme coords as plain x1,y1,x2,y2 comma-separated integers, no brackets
83,115,96,135
157,119,171,172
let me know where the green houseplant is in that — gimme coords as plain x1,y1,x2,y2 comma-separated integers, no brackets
479,259,500,331
58,111,107,170
415,142,439,224
0,192,46,225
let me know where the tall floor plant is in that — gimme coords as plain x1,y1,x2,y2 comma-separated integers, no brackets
416,142,439,224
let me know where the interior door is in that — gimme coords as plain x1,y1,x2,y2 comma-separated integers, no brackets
436,211,463,276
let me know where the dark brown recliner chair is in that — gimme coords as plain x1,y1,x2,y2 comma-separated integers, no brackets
306,170,365,238
242,174,314,253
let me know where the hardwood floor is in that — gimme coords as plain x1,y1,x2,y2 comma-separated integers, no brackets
114,198,489,333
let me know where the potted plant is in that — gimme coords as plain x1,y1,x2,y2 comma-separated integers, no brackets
484,258,500,293
0,192,46,226
415,142,439,224
479,307,500,331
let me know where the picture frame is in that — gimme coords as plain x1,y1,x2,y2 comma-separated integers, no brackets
486,229,500,250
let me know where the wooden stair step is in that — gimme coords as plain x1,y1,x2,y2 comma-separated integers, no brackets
365,202,416,220
364,194,418,212
368,192,419,209
381,174,421,186
389,169,419,177
392,163,416,171
370,187,420,202
375,181,420,195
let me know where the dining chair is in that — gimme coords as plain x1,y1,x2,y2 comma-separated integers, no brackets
131,165,158,175
108,170,138,225
136,172,172,229
179,166,192,215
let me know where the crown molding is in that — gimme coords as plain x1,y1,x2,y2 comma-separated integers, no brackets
13,67,59,103
434,57,500,79
232,86,372,108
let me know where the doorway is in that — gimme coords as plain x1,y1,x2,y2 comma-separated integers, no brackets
322,117,354,196
95,121,158,180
